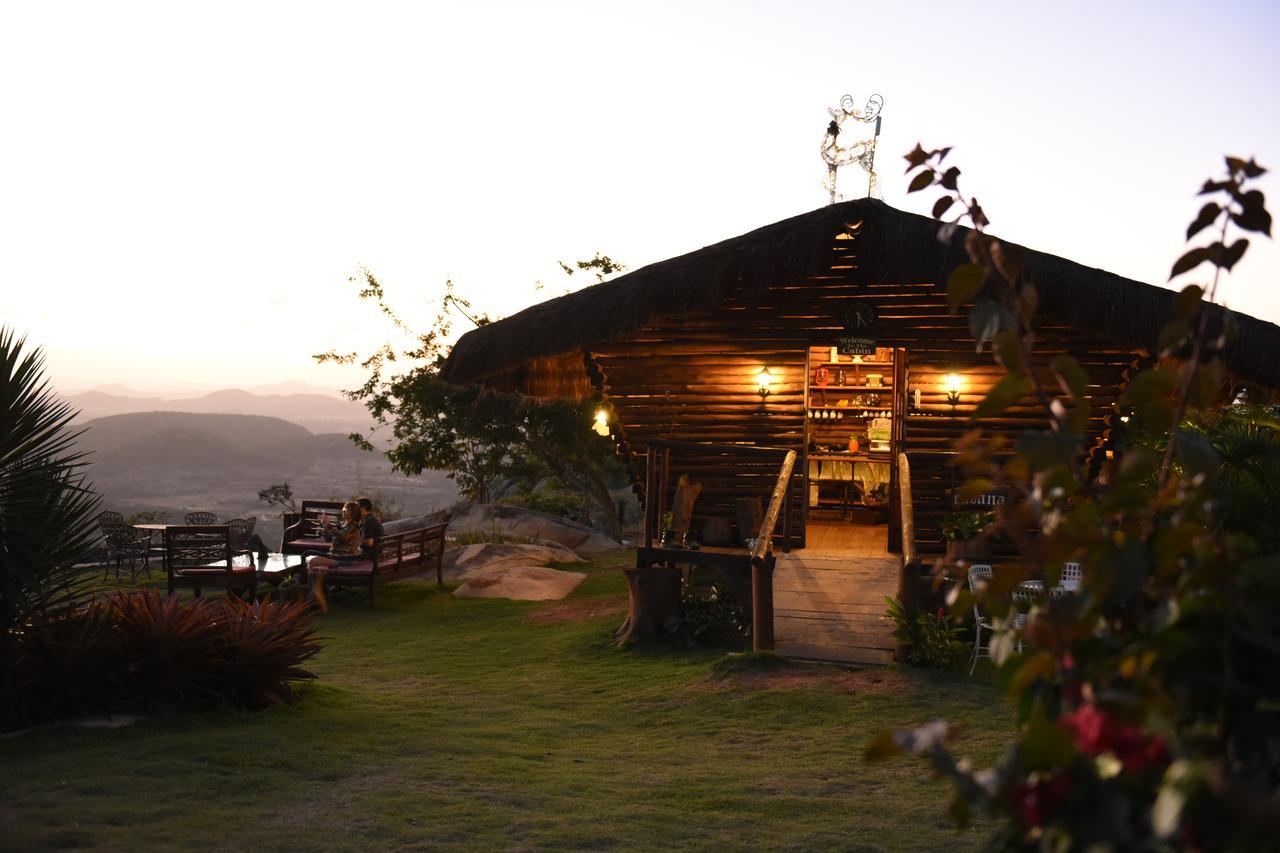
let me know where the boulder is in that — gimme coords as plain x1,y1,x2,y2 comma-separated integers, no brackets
442,542,582,582
453,566,587,601
447,504,619,555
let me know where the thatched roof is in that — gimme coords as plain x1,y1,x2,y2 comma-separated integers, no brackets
440,198,1280,390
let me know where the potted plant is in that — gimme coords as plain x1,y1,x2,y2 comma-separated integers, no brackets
942,510,993,562
659,511,675,547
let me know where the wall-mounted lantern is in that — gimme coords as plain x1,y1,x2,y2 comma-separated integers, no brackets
592,407,611,437
757,367,774,401
943,373,964,409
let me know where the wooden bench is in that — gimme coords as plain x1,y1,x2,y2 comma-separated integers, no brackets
280,500,346,559
302,521,448,607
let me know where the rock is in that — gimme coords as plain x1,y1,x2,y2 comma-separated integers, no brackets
442,542,582,581
447,504,620,555
453,566,587,601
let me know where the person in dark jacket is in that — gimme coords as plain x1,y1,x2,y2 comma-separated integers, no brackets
356,496,384,557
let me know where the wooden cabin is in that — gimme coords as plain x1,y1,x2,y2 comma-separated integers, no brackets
440,199,1280,663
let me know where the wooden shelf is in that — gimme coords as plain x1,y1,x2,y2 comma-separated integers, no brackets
816,361,893,367
810,384,891,391
808,406,892,412
809,452,891,461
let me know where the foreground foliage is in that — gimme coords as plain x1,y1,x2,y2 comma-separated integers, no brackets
0,328,101,636
869,151,1278,849
2,590,320,726
316,267,629,538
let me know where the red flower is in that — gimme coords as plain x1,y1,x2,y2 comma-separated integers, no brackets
1057,704,1171,772
1009,772,1070,827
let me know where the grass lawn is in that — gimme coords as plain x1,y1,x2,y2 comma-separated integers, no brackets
2,551,1012,851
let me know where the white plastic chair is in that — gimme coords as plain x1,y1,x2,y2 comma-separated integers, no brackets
967,564,993,675
1011,580,1046,652
1059,561,1082,592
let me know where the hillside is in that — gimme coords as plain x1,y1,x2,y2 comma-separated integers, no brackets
79,412,458,546
64,387,373,436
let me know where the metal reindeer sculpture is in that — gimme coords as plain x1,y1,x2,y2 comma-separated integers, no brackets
820,93,884,204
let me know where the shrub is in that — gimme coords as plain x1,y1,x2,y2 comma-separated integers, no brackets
2,608,130,725
0,329,102,636
679,581,750,648
1,591,320,728
885,596,966,669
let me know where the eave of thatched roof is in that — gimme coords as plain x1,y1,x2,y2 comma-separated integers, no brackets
440,198,1280,390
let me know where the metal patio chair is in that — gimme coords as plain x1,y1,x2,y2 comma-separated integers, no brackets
967,564,993,675
184,511,218,526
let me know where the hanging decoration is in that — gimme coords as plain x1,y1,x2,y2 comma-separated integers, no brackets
820,93,884,204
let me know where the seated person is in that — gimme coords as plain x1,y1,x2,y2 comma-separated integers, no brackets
303,501,364,611
357,495,384,557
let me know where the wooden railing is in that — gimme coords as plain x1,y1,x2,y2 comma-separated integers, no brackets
896,452,921,662
641,439,797,551
749,449,795,652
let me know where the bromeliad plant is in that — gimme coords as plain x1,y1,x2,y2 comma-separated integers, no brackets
2,590,321,727
941,510,993,542
885,596,966,669
866,151,1277,849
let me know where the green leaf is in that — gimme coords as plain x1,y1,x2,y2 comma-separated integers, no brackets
947,793,972,829
991,241,1024,284
969,199,989,228
1186,202,1221,239
1189,358,1225,407
1169,246,1210,279
1157,319,1191,354
975,374,1033,419
993,330,1024,372
1050,355,1087,400
947,263,984,313
1018,703,1076,772
907,169,935,193
1232,204,1271,236
1173,283,1204,320
931,196,954,219
940,166,961,190
1122,365,1179,405
968,299,1012,348
903,143,929,171
1221,238,1249,270
863,730,902,761
1175,429,1220,478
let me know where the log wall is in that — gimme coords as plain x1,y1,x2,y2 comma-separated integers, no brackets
582,239,1145,553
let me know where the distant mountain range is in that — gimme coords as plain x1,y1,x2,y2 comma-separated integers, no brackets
64,386,373,436
79,411,458,548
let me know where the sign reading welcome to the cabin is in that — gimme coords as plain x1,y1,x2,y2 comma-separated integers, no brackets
837,304,879,356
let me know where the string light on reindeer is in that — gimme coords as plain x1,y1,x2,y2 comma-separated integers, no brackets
820,93,884,204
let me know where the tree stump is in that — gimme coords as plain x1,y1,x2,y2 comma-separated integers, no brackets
615,564,683,646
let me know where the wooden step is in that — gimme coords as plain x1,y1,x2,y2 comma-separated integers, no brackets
769,554,901,665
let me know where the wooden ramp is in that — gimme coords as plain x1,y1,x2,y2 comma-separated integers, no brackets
772,554,900,665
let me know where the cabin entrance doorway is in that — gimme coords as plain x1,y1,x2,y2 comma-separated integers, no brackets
802,344,905,557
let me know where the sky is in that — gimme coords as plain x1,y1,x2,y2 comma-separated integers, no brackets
3,0,1278,397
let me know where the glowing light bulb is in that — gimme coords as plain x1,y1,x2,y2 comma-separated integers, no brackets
592,408,610,437
757,367,774,398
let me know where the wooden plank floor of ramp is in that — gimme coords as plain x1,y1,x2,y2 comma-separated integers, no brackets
772,553,901,665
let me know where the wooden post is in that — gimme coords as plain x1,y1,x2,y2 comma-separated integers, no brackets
749,449,794,654
643,446,656,548
752,555,775,652
616,564,683,647
897,451,918,617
